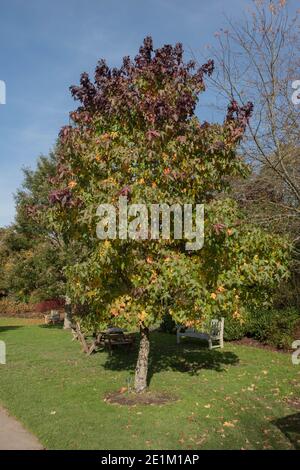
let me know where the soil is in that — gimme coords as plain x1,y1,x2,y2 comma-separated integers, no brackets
104,390,177,406
233,337,290,354
285,397,300,409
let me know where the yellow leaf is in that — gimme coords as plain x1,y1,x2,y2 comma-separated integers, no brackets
223,421,235,428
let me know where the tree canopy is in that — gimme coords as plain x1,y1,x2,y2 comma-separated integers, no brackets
43,37,291,391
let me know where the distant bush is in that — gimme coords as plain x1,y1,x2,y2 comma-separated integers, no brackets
0,298,35,317
34,299,65,313
247,307,300,350
0,297,65,318
172,306,300,350
224,307,300,349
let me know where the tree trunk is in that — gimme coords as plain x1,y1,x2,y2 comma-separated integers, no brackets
134,325,150,393
63,296,73,330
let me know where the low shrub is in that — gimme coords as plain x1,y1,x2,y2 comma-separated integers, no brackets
0,297,65,318
160,313,177,334
220,307,300,349
161,308,300,350
247,307,300,350
0,298,35,317
34,299,65,313
223,316,247,341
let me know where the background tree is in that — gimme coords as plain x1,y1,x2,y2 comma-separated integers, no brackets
47,37,290,392
0,153,82,330
231,146,300,307
203,0,300,303
0,154,65,303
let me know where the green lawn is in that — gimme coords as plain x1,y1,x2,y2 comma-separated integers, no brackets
0,317,299,450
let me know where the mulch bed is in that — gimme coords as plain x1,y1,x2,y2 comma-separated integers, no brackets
285,397,300,409
233,337,290,354
104,390,177,406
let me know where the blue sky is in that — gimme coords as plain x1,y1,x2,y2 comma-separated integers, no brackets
0,0,296,226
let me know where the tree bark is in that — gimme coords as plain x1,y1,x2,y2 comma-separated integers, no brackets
63,295,73,330
134,325,150,393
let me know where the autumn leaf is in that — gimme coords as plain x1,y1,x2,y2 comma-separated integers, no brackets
223,421,235,428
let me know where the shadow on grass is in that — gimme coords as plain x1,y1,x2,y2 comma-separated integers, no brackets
0,325,24,333
273,412,300,449
103,332,239,386
39,324,64,330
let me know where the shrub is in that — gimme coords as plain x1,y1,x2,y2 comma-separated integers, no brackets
247,307,300,349
0,298,35,317
223,316,247,341
0,297,64,318
34,299,65,313
161,308,300,349
223,307,300,349
160,313,177,334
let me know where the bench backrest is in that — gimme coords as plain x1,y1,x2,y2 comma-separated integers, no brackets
178,318,224,338
210,318,224,339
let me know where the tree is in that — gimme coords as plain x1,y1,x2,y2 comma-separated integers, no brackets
231,147,300,307
205,0,299,200
0,154,65,303
47,37,290,392
0,153,82,332
204,1,300,237
203,0,300,304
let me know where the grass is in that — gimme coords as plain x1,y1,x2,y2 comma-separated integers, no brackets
0,317,300,450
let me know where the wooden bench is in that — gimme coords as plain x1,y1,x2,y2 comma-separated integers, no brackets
44,310,60,325
102,331,135,355
72,323,135,355
177,318,224,349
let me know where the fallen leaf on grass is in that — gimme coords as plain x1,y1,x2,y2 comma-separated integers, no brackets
223,421,235,428
196,436,207,446
247,384,256,391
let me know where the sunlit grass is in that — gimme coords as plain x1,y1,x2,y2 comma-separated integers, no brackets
0,318,299,450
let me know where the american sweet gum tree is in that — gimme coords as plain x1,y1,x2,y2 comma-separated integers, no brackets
47,38,290,392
